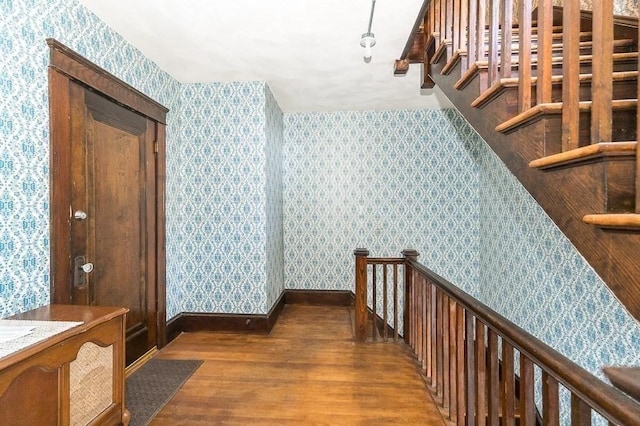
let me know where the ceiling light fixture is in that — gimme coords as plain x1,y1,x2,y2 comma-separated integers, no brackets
360,0,377,62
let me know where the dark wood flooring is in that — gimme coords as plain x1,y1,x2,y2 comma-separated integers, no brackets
151,304,446,425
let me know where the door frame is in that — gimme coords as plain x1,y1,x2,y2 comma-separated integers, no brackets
47,39,168,347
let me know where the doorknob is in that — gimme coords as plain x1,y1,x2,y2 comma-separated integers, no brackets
74,210,88,220
74,256,93,288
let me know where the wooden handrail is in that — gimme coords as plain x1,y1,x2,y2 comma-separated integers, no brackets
354,249,640,424
406,257,640,425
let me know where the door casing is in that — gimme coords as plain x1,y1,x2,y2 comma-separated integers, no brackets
47,39,168,353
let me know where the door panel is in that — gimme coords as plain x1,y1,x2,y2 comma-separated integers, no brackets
48,40,168,366
69,85,156,364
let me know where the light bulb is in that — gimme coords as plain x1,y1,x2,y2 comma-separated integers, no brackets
360,33,376,62
364,40,372,60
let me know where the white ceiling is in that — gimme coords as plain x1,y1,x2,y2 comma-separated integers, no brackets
78,0,452,112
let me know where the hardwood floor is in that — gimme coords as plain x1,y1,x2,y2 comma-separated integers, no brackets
152,304,446,425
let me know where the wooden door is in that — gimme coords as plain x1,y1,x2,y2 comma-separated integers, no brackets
48,39,168,365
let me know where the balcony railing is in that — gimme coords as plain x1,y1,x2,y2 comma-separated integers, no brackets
354,248,640,424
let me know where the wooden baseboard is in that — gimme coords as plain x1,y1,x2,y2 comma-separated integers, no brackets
171,292,286,336
164,290,349,343
166,313,184,344
284,289,354,306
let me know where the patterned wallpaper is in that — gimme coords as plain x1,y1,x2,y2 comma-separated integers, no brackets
283,110,480,293
0,0,183,319
264,86,285,311
284,108,640,383
176,82,282,315
477,147,640,377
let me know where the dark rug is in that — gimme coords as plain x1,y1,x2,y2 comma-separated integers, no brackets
126,358,203,426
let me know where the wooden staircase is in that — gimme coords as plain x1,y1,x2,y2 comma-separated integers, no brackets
395,0,640,323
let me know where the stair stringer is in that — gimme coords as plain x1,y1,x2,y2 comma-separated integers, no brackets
427,56,640,324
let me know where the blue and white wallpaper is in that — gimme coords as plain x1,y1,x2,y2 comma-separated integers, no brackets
1,0,639,391
283,108,640,382
176,81,282,315
283,110,480,292
264,86,285,311
476,146,640,376
0,0,183,318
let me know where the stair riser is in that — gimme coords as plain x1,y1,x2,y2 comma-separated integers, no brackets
541,112,636,156
530,80,638,103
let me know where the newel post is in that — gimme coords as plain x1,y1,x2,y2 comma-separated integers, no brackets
402,249,419,345
354,248,370,342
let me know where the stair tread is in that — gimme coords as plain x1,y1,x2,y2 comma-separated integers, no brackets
529,142,637,169
583,214,640,229
496,100,637,134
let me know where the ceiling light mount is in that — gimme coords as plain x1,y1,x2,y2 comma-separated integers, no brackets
360,32,376,61
360,0,377,62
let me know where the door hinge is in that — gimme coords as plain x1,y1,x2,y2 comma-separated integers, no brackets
154,142,159,154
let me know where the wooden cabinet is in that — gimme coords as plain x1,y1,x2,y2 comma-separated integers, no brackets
0,305,128,425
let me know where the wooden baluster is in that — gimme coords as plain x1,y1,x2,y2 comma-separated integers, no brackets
487,330,499,426
465,312,476,426
477,0,487,60
453,0,461,53
402,250,419,346
590,0,614,144
518,0,532,112
468,0,478,65
542,371,560,426
562,0,581,151
425,278,431,380
383,264,388,341
419,272,424,361
500,0,513,78
393,264,398,341
520,355,536,426
449,298,458,420
435,0,442,44
412,271,418,351
456,305,466,426
459,0,469,71
537,0,554,105
571,395,592,426
488,0,500,86
637,12,640,215
475,320,487,426
442,294,450,410
431,281,438,389
440,0,447,48
372,264,377,341
409,269,415,350
447,0,455,57
436,289,444,399
502,341,515,426
353,249,369,342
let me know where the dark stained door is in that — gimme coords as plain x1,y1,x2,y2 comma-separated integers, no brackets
68,85,157,363
48,39,167,366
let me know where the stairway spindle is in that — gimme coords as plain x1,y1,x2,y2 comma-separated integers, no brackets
488,0,500,86
518,0,533,112
537,0,554,105
562,0,581,151
500,0,513,78
591,0,614,144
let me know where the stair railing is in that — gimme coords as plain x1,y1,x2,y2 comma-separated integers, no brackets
354,248,640,424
